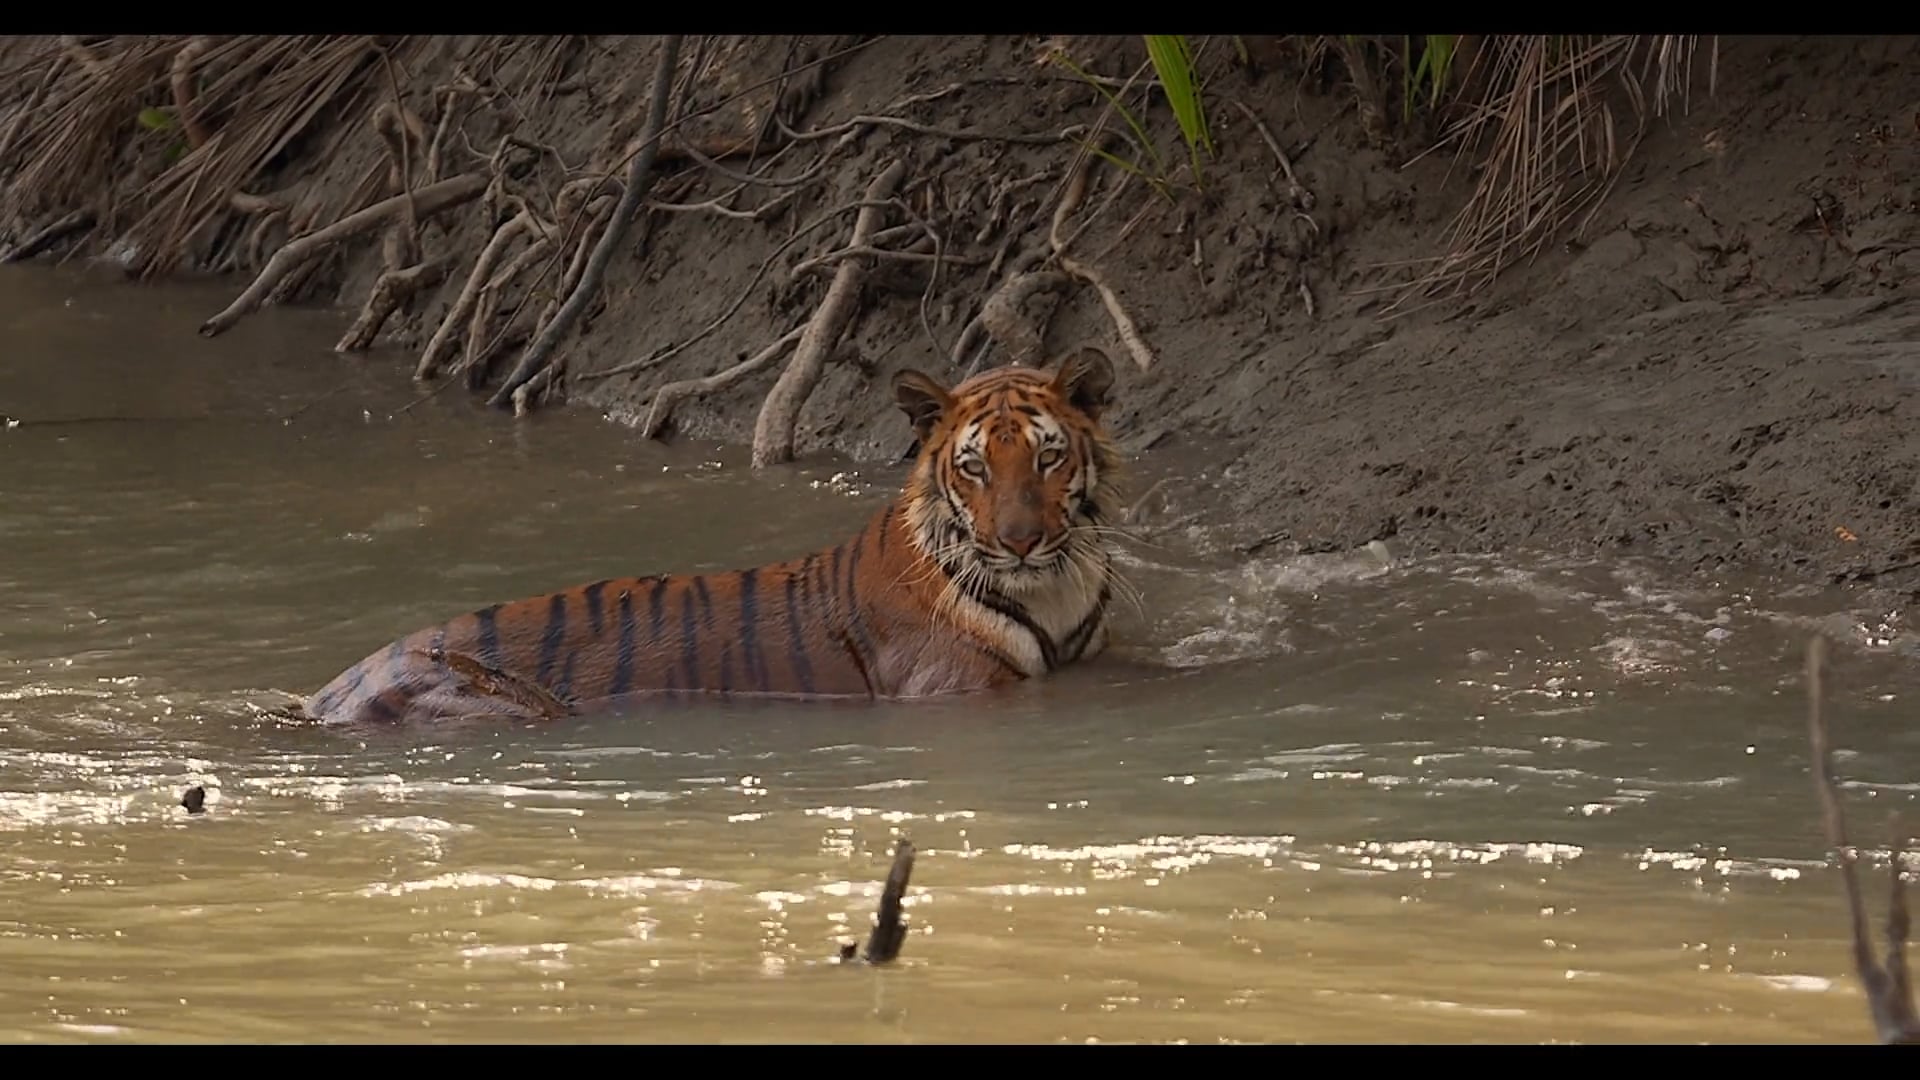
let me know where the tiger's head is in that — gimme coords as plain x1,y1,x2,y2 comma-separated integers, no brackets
892,347,1120,597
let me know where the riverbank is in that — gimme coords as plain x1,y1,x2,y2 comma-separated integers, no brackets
2,35,1915,608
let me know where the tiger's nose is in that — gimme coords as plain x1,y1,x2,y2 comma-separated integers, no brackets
998,522,1043,557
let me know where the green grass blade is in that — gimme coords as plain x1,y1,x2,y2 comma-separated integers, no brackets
1052,49,1166,179
1142,34,1213,183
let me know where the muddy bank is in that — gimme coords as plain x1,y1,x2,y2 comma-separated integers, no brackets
2,35,1916,605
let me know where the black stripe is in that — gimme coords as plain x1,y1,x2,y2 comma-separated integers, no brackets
841,528,876,672
693,576,716,632
583,579,608,636
972,583,1059,671
536,593,568,686
555,651,577,703
969,637,1028,679
718,640,733,694
647,577,670,641
474,604,504,668
680,583,701,689
1060,582,1111,663
828,543,844,614
875,504,892,557
738,568,766,693
312,662,368,718
786,561,816,695
924,550,1059,671
610,589,636,697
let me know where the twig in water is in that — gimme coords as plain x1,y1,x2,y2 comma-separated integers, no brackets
837,837,916,965
1805,633,1920,1045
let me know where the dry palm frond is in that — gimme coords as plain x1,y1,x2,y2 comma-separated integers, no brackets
118,35,401,278
1375,34,1716,313
0,35,480,278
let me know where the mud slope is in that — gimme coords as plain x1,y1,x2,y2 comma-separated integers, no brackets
4,35,1915,599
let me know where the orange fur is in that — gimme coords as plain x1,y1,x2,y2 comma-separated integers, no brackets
302,348,1123,724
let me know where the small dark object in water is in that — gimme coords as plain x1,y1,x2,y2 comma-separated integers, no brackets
839,837,915,965
1804,634,1920,1045
180,785,207,815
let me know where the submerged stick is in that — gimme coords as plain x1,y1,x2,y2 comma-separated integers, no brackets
1804,633,1920,1044
839,837,915,965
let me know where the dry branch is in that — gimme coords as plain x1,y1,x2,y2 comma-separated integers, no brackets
750,157,905,468
199,172,486,338
335,256,451,352
1804,634,1920,1045
641,324,805,439
487,34,684,410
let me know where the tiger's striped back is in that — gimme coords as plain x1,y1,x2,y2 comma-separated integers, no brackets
302,347,1123,725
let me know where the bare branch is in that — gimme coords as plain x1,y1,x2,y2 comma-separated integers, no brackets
199,173,486,338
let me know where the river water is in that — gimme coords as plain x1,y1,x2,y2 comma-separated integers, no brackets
2,264,1916,1044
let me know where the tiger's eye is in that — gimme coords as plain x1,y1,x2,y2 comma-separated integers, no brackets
1037,448,1064,470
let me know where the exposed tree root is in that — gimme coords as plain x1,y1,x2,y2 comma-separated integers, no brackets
199,172,486,338
976,269,1072,364
1046,141,1157,374
751,157,906,468
1804,634,1920,1045
2,206,95,263
486,34,684,411
640,323,804,439
335,256,451,353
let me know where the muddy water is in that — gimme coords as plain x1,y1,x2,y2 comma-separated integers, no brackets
3,265,1918,1045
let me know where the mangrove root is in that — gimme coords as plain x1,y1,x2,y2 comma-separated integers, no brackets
1805,633,1920,1045
415,208,540,381
750,157,906,468
641,324,805,440
335,256,451,353
199,172,487,338
487,34,685,411
2,208,96,264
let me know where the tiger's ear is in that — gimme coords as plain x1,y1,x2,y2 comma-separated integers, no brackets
892,368,953,441
1053,346,1116,419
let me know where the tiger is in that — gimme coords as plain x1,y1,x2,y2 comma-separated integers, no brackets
298,345,1126,725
